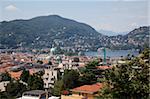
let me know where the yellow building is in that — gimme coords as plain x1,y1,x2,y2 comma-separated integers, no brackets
61,83,103,99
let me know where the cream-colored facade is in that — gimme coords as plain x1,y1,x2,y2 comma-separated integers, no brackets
61,83,103,99
61,92,97,99
0,81,10,92
42,67,58,89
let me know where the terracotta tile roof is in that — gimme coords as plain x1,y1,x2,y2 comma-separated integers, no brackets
28,69,36,75
71,83,103,94
42,60,49,64
96,66,112,70
9,71,22,80
0,68,8,73
8,69,36,80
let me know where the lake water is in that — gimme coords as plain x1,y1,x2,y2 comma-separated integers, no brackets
84,50,139,58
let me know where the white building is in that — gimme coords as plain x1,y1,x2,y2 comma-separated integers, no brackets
42,66,58,89
36,54,51,60
20,90,47,99
0,81,10,92
17,90,59,99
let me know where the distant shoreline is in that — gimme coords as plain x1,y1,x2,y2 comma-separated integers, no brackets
84,49,139,58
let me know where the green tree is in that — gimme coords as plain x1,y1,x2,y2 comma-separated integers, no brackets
6,81,27,98
0,72,11,81
85,60,99,70
27,74,44,90
101,49,150,99
0,92,8,99
79,60,99,85
63,69,79,89
52,69,80,96
20,69,29,82
52,80,64,96
78,71,96,85
140,48,150,59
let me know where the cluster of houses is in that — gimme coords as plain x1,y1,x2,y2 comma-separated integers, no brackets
0,51,117,99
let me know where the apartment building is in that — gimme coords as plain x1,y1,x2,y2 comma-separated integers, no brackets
43,66,58,89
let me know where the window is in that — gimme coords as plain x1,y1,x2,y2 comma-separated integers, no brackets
51,78,54,80
82,93,84,96
4,83,7,86
40,94,46,99
79,93,81,96
48,83,51,86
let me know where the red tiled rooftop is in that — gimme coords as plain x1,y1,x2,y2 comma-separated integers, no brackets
8,69,36,80
9,71,22,80
96,66,112,70
28,69,36,75
71,83,103,94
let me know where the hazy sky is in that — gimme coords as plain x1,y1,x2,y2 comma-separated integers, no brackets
0,0,149,33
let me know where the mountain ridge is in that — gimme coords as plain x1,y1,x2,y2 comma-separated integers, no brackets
0,15,149,51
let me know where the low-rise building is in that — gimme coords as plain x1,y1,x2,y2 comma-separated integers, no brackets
0,81,10,92
61,83,103,99
17,90,60,99
17,90,48,99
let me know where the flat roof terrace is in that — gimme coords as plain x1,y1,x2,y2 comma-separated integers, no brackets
23,90,46,96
